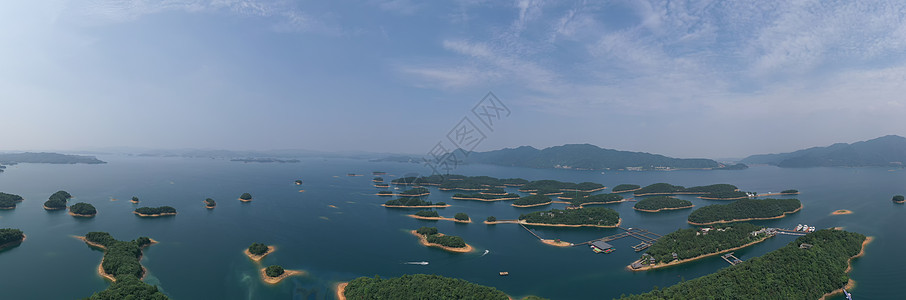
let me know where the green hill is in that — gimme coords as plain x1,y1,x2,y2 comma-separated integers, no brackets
464,144,729,170
742,135,906,167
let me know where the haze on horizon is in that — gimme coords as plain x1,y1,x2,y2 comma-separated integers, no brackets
1,1,905,159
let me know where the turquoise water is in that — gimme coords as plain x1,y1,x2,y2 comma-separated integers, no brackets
0,156,902,299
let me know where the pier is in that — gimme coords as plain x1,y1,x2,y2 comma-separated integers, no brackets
574,227,662,251
721,252,743,265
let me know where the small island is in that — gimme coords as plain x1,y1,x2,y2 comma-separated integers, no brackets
244,242,275,262
628,223,773,271
372,177,383,183
893,195,905,204
294,180,303,185
398,188,430,197
43,190,72,210
687,198,802,225
76,232,167,299
134,206,178,217
0,228,25,250
451,192,520,201
239,193,253,202
411,227,473,253
634,183,739,197
339,274,508,300
519,207,620,228
832,209,852,215
383,198,449,208
633,196,694,212
376,191,394,196
204,198,216,209
519,180,605,193
260,265,304,284
0,192,24,210
374,183,390,188
512,195,553,207
611,184,642,193
409,210,471,223
130,196,140,204
69,202,98,217
568,193,626,207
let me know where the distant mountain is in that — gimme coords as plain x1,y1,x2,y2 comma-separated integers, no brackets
0,152,106,164
741,135,906,167
462,144,727,170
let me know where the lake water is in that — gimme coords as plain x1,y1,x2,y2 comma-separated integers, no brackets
0,156,902,299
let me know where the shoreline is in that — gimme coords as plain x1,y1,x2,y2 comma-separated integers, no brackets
483,220,521,225
561,187,607,193
408,215,471,223
43,205,65,210
612,188,642,193
382,204,451,208
687,204,802,226
511,201,552,208
576,199,635,207
627,235,772,271
819,236,873,300
831,209,853,215
239,198,253,202
699,196,749,200
244,245,276,262
260,268,304,284
633,205,694,213
335,282,348,300
634,191,709,197
451,196,519,201
398,193,431,197
69,211,97,218
133,211,178,217
410,230,474,253
540,239,573,247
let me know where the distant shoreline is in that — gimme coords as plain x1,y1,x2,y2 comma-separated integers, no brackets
511,201,552,208
43,205,65,210
382,204,451,208
688,204,802,226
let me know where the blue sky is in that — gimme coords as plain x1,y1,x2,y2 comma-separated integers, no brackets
2,1,905,158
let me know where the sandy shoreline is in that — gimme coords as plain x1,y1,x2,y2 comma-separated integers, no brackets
688,204,802,226
133,211,178,217
483,220,521,225
43,205,65,210
831,209,852,215
69,211,97,217
382,204,451,208
522,218,621,228
75,236,158,282
239,198,253,202
335,282,348,300
451,196,519,201
541,239,573,247
634,191,709,197
561,187,607,193
575,199,635,207
410,230,474,253
408,215,471,223
627,235,772,271
511,201,552,208
819,236,873,300
634,205,694,213
260,268,304,284
244,246,276,262
612,188,642,193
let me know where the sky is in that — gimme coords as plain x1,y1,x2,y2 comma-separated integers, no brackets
1,0,905,159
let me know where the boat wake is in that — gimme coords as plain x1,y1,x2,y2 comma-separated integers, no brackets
404,261,429,265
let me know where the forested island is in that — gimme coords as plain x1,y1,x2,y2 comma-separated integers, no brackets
376,191,394,196
43,190,72,210
239,193,253,202
398,188,430,197
518,180,605,195
69,202,97,217
519,207,620,228
131,196,140,203
512,195,553,207
621,230,868,299
451,192,520,201
409,211,471,223
260,264,303,284
339,274,508,300
633,196,693,212
78,232,167,299
894,195,905,204
630,223,772,270
634,183,739,197
204,198,216,208
134,206,178,217
245,243,275,262
567,193,625,207
612,184,641,193
0,152,106,164
383,198,449,208
0,228,25,249
0,192,24,210
688,198,802,225
411,227,473,253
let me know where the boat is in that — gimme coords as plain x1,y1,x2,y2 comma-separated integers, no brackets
603,248,615,254
795,224,803,231
404,261,428,265
843,289,852,300
499,272,509,276
590,246,604,253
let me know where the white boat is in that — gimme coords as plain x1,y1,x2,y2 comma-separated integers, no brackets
795,224,803,231
404,261,428,265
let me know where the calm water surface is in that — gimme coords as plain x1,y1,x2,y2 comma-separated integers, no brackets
0,156,901,299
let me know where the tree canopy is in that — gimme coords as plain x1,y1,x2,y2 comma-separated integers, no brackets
239,193,252,200
688,198,801,224
384,198,439,207
204,198,216,207
343,274,509,300
513,195,551,206
634,196,693,211
519,207,620,226
569,193,623,206
70,202,97,215
248,243,269,255
82,232,167,299
453,212,469,221
893,195,904,203
612,184,641,193
134,206,177,216
0,228,24,245
265,265,285,277
644,223,765,263
415,210,439,218
0,192,24,209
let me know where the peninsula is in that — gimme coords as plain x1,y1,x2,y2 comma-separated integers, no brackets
687,198,802,225
633,196,693,212
134,206,178,217
411,227,474,253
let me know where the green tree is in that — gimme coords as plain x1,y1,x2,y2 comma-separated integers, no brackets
248,243,270,255
265,265,285,277
486,216,497,222
454,212,469,221
70,202,97,216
